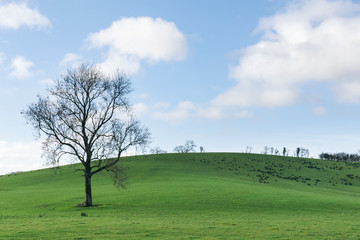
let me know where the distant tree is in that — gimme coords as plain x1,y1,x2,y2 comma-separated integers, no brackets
263,146,270,155
200,146,204,153
283,147,286,156
319,152,327,160
319,152,360,162
246,146,252,153
173,145,185,153
302,148,310,158
294,147,310,158
274,149,279,155
270,147,274,155
150,147,167,154
173,140,197,153
22,63,151,206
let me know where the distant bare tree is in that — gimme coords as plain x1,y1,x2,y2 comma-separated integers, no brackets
270,147,274,155
174,140,197,153
295,147,309,158
150,147,167,154
263,146,270,155
22,63,151,206
246,146,252,153
300,148,309,158
173,145,185,153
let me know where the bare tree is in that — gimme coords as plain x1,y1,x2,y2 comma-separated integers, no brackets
173,140,197,153
150,147,167,154
22,63,151,206
246,146,252,153
173,145,185,153
299,148,310,158
270,147,274,155
263,146,270,155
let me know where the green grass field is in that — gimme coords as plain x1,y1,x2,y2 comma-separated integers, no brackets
1,153,360,239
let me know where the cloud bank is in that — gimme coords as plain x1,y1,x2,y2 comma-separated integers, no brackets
213,0,360,109
87,17,187,75
0,141,43,175
0,2,51,29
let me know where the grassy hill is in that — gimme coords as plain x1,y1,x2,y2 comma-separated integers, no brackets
1,153,360,239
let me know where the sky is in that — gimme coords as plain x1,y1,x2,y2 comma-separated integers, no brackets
1,0,360,175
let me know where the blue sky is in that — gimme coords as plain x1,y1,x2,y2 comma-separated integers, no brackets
1,0,360,174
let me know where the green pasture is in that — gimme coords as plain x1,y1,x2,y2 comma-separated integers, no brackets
1,153,360,239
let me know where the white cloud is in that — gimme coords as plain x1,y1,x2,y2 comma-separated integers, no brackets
153,101,195,124
0,2,51,29
154,101,170,109
10,56,34,79
97,52,140,76
213,84,299,108
133,102,148,117
60,53,82,67
151,100,252,123
196,105,224,119
136,100,253,122
335,81,360,103
39,78,55,85
134,93,149,100
87,16,187,75
0,141,43,175
196,105,253,119
312,106,327,115
234,110,253,119
214,0,360,108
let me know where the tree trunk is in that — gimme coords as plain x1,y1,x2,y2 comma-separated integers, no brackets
82,170,92,206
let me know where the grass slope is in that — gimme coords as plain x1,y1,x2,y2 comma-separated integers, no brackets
1,153,360,239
